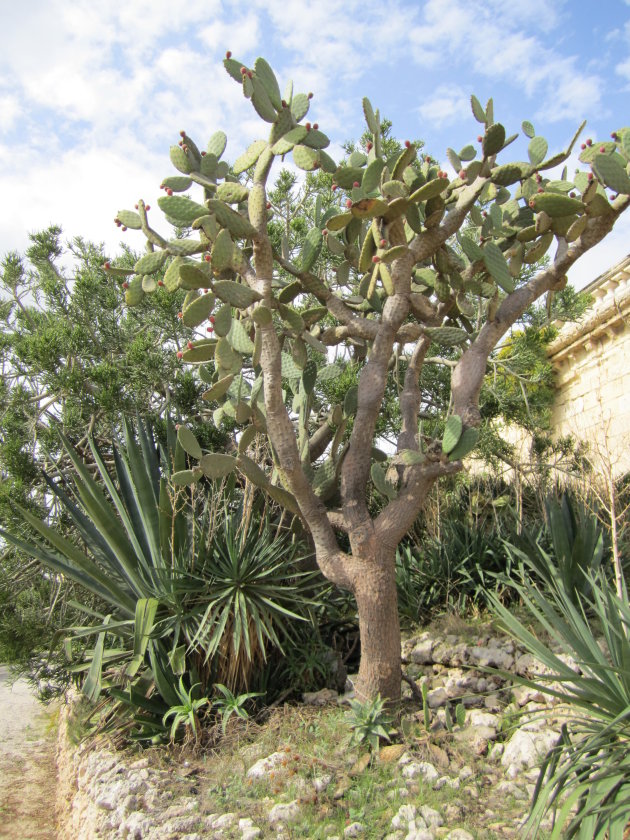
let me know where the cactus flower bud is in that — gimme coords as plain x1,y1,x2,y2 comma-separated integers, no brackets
313,123,319,130
176,352,183,360
477,136,483,142
180,130,186,137
204,254,211,262
345,199,353,208
177,312,183,319
207,326,214,332
331,184,338,191
226,50,232,58
122,282,129,289
103,262,110,270
266,201,271,209
581,143,587,150
187,341,194,350
404,140,411,148
371,255,380,263
307,92,313,99
587,172,594,181
569,192,576,198
240,66,247,75
158,280,164,286
166,188,173,195
305,122,311,131
366,142,373,151
209,316,215,324
353,181,360,188
586,138,593,146
459,170,466,179
322,228,328,235
122,226,127,231
145,205,150,211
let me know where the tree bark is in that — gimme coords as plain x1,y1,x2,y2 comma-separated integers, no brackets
351,546,401,703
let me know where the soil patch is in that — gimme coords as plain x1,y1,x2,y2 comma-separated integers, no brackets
0,666,58,839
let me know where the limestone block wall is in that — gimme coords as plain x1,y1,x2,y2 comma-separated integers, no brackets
548,256,630,478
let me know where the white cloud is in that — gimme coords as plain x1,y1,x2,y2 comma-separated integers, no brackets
418,85,470,129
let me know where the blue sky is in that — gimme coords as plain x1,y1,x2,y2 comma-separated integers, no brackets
1,0,629,288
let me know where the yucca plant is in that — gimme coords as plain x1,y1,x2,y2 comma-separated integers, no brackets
490,563,630,839
187,515,320,690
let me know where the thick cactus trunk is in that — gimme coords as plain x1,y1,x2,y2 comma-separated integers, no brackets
352,546,401,703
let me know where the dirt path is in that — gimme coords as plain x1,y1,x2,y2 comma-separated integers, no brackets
0,666,59,839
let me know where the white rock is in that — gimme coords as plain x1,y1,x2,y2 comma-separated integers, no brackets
434,775,460,790
409,639,434,664
313,774,332,793
501,728,559,772
344,823,365,837
458,766,473,781
391,804,417,829
469,646,514,670
488,742,504,762
302,688,338,705
242,828,262,840
247,751,287,780
268,800,301,825
496,780,528,800
444,831,475,840
467,710,500,730
426,687,448,708
211,812,237,829
401,761,439,784
119,812,152,839
405,830,434,840
419,805,443,827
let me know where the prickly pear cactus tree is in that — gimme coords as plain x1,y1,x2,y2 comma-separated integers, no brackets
106,54,630,702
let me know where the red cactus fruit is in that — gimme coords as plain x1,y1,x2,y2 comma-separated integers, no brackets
404,140,411,148
240,67,247,75
313,123,319,130
122,281,129,289
380,239,387,247
353,181,360,187
177,312,183,319
307,92,313,99
586,138,593,146
345,199,353,208
103,262,110,270
187,341,194,350
226,50,232,59
204,254,211,262
158,280,164,286
371,255,380,263
176,351,183,359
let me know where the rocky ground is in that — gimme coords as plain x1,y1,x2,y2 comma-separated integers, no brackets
57,621,576,839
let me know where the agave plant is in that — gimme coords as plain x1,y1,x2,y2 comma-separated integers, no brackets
0,418,321,736
490,565,630,839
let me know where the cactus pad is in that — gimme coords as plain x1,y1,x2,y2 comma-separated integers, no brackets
213,280,262,309
170,145,194,174
116,209,142,229
483,123,506,157
233,140,268,175
448,427,479,461
134,250,167,275
442,414,463,454
293,144,319,171
202,375,234,402
183,291,215,327
300,227,323,272
177,426,203,459
424,326,468,346
199,453,236,479
158,195,208,225
216,182,249,204
482,242,514,293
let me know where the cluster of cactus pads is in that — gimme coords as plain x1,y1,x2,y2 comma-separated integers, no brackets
104,54,630,509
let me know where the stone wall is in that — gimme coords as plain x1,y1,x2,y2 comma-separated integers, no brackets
548,255,630,478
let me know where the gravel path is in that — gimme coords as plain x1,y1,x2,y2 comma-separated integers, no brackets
0,666,58,839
